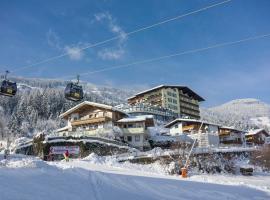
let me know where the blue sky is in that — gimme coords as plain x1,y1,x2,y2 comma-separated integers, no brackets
0,0,270,107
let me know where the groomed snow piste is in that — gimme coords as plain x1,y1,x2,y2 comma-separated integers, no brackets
0,154,270,200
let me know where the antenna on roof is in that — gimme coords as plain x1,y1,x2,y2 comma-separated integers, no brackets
76,74,80,85
4,70,9,80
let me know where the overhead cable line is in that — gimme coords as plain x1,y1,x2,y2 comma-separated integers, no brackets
61,33,270,78
10,0,232,73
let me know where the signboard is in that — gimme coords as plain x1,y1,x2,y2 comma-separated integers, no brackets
50,146,80,155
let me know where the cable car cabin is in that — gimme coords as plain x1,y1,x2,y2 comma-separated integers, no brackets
0,80,17,97
65,83,83,101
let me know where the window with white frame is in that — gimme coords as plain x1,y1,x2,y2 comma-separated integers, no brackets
135,135,140,142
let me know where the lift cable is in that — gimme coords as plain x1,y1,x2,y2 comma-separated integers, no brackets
59,33,270,79
10,0,232,73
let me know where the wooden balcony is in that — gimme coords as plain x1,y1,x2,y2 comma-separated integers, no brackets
120,127,145,134
71,117,110,126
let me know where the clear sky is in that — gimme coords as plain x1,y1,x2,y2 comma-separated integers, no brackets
0,0,270,107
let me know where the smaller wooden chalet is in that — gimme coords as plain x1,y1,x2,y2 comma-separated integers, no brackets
245,129,269,146
165,118,220,147
116,115,154,150
58,101,128,136
218,126,246,146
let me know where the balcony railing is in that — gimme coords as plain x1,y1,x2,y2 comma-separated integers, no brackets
71,117,110,126
119,104,178,117
120,127,145,134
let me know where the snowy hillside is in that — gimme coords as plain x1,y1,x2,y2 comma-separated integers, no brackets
0,154,270,200
13,76,135,105
1,76,270,138
0,77,136,138
209,99,270,118
201,99,270,131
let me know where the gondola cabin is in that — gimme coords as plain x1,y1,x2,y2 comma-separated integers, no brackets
65,82,83,101
0,80,17,97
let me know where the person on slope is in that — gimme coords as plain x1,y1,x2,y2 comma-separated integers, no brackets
63,150,69,162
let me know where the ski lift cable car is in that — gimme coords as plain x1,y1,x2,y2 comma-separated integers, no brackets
64,74,84,101
0,70,17,97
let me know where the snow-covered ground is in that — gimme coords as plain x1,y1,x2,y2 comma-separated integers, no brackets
0,154,270,200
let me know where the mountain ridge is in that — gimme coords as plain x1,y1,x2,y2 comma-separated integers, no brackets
201,98,270,131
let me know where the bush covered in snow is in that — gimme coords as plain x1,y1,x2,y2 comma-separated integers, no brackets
250,145,270,171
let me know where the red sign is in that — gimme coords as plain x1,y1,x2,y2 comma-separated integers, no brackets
50,146,80,155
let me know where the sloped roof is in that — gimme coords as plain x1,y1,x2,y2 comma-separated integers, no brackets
56,126,70,132
219,126,246,133
127,85,205,101
246,129,269,136
59,101,127,119
164,118,220,128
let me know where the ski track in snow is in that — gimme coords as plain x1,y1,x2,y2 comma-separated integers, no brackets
0,155,270,200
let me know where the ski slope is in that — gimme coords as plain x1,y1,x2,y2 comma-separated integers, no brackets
0,154,270,200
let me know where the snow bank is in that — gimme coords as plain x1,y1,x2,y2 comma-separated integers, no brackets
1,154,270,200
0,154,47,169
81,153,168,175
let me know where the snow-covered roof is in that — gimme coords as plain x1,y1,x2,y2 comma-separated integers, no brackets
59,101,127,119
56,126,70,132
127,85,205,101
219,126,245,133
164,118,220,128
117,115,153,123
246,129,269,136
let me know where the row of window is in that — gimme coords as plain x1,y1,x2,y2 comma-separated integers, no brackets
72,111,106,121
167,104,178,111
181,108,199,116
118,123,144,128
166,91,177,98
74,124,99,131
180,102,199,111
147,93,162,100
126,135,141,142
179,96,198,104
167,97,178,104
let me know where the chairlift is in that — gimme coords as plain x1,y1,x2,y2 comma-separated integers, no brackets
64,75,84,101
0,71,17,97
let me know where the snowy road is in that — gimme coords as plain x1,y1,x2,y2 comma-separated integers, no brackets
0,155,270,200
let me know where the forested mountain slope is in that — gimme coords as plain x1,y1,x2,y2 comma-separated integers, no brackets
1,77,269,139
0,77,133,138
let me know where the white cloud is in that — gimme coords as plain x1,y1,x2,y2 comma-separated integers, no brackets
93,12,127,60
64,46,84,60
93,13,109,22
46,12,127,62
46,29,88,61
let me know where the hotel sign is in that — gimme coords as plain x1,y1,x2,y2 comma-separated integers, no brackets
50,146,80,155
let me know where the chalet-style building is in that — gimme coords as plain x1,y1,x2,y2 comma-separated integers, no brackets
218,126,246,146
116,115,154,150
245,129,269,146
58,101,127,136
164,118,220,147
57,101,154,150
127,85,205,119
